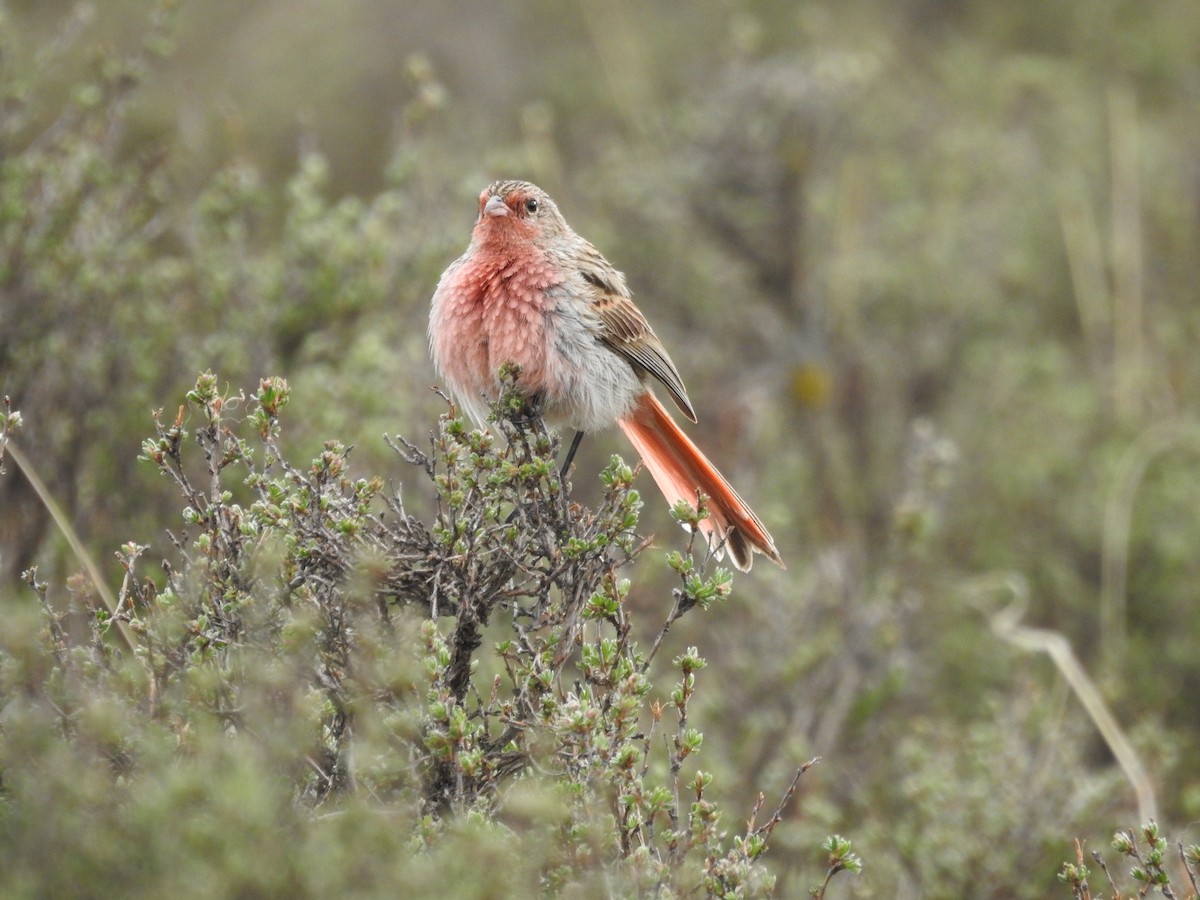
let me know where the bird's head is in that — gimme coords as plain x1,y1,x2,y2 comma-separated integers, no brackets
473,180,567,248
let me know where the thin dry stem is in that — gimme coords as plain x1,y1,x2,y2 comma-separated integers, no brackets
972,573,1158,823
1109,82,1145,424
1057,175,1111,378
1100,419,1200,667
5,440,137,653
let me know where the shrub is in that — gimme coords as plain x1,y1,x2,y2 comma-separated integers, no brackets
0,372,858,897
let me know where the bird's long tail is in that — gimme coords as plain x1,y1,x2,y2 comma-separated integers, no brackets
617,391,784,572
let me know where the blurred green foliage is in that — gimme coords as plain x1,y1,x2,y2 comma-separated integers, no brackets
3,0,1200,895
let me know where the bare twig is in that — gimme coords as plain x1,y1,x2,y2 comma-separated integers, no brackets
1091,849,1120,896
1179,841,1200,897
751,756,821,841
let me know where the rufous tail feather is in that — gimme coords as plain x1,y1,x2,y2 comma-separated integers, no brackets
617,392,784,572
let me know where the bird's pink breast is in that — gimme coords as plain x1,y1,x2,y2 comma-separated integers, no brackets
432,248,561,404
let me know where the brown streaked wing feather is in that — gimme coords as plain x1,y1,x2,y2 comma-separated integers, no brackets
581,268,698,423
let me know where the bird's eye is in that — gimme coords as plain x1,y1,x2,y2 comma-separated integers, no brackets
524,197,539,214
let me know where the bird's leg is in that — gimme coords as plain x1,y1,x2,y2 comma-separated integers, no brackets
559,430,585,481
505,391,545,428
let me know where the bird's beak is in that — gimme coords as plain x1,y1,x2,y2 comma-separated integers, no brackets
483,195,509,218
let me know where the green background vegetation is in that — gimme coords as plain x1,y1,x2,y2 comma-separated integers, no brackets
2,0,1199,895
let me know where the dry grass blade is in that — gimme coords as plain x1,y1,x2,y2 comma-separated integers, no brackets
973,573,1158,824
5,440,136,654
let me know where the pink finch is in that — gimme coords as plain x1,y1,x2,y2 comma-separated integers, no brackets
429,180,783,572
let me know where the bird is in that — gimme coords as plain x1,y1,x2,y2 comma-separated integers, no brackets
428,179,783,572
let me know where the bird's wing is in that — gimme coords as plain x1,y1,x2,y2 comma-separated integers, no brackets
579,261,697,423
